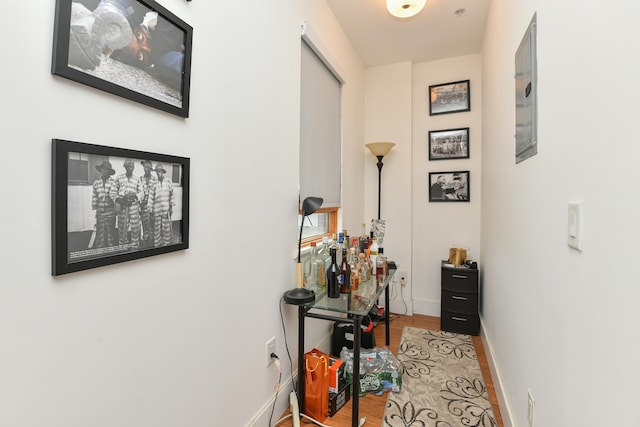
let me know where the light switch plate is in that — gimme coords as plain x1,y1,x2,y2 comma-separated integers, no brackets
567,200,583,251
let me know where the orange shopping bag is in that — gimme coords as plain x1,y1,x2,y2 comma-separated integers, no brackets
304,348,329,422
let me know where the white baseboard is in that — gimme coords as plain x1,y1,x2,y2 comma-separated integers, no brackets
480,320,515,427
411,297,441,317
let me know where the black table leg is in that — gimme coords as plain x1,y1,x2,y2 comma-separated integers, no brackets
298,305,306,415
385,284,390,345
352,314,361,427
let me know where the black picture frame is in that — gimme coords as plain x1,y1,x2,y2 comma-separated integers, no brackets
428,171,470,202
52,0,193,118
429,80,470,116
52,139,190,276
428,127,470,160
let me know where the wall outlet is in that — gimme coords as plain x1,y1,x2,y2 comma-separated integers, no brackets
266,336,276,367
527,388,535,426
398,270,408,286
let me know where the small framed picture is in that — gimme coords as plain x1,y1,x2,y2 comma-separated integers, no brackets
428,127,469,160
51,0,193,117
429,80,470,116
428,171,470,202
52,139,190,276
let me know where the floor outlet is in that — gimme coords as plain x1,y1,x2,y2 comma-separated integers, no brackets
266,336,276,367
527,388,535,426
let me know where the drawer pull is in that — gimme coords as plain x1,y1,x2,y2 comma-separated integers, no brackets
451,316,468,322
451,296,468,301
452,274,468,279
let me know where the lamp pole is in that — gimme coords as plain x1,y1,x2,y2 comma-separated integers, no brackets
376,155,384,220
366,141,395,221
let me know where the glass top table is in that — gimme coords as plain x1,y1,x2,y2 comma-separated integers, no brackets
290,267,397,427
303,267,396,316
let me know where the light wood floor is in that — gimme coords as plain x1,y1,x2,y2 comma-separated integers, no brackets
275,314,503,427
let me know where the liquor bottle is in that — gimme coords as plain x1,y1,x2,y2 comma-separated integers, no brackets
307,241,326,291
369,235,379,275
376,247,387,283
327,248,340,298
351,237,359,255
318,235,331,270
358,252,370,283
358,223,369,254
337,232,345,259
349,247,360,291
339,245,351,293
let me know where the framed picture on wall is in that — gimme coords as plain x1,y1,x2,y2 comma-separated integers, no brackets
52,139,190,276
428,171,470,202
51,0,193,117
428,127,470,160
429,80,470,116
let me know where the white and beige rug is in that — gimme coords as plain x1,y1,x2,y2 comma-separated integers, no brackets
383,327,497,427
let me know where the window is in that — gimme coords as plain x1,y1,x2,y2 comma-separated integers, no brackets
299,23,343,242
68,152,107,185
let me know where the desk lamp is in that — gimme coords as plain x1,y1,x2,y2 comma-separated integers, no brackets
284,196,323,305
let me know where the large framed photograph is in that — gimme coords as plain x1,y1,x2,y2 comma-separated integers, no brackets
52,139,190,276
52,0,193,118
429,80,470,116
428,171,470,202
428,127,470,160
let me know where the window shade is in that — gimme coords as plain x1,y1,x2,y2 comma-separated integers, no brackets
300,40,341,208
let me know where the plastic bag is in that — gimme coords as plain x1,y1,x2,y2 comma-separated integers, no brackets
340,346,402,396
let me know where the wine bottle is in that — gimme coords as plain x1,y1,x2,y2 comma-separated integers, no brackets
339,244,351,293
327,248,340,298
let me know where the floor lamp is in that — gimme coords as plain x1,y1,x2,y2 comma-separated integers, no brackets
366,142,395,219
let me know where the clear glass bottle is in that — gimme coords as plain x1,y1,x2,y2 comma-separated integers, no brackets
318,235,332,273
307,241,326,291
376,247,387,284
358,223,369,254
358,252,370,283
337,232,345,259
369,235,379,275
339,244,351,293
327,247,340,298
349,247,360,291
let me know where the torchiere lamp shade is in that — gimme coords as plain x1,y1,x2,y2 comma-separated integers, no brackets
366,142,396,157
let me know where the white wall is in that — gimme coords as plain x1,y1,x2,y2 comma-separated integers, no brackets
411,55,483,316
364,55,481,318
481,0,640,425
0,1,364,426
364,62,413,315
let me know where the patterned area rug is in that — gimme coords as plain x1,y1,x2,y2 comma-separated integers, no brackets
383,327,497,427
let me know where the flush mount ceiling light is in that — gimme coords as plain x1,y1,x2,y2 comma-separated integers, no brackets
386,0,427,19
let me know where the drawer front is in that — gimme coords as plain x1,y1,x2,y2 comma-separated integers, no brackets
441,289,478,313
440,310,480,335
441,268,478,292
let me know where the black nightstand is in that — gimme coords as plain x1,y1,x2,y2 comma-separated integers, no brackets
440,263,479,335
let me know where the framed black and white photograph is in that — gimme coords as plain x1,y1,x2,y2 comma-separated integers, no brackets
429,80,470,116
52,0,193,118
428,171,470,202
52,139,190,276
429,127,470,160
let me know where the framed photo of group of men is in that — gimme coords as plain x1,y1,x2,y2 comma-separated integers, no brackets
52,139,190,276
427,80,471,203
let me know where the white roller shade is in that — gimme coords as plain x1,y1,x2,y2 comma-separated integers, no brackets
300,39,341,208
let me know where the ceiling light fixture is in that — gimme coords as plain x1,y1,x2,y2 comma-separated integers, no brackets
386,0,427,19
